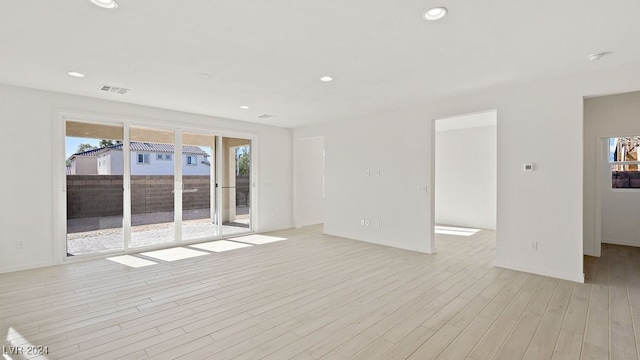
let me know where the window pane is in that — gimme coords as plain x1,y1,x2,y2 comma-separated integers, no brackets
181,132,216,241
610,136,640,162
612,165,640,188
65,120,124,256
609,136,640,189
130,126,175,248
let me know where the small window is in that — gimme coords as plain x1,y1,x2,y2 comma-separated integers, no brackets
165,154,172,161
157,154,163,160
609,136,640,189
186,155,196,166
137,153,150,164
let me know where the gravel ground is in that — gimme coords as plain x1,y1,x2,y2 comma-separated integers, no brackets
67,208,250,255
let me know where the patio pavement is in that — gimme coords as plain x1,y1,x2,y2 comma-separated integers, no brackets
67,208,250,255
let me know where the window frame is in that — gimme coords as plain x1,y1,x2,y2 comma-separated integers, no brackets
608,136,640,190
137,153,150,165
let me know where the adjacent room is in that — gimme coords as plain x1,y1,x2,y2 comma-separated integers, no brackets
2,1,640,359
434,110,497,245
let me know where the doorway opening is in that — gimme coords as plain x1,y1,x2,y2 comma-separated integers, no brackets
433,110,497,250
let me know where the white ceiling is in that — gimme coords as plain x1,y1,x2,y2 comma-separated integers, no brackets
1,1,639,128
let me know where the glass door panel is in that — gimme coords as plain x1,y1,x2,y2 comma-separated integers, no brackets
129,126,176,248
221,137,251,236
181,132,217,241
65,121,124,256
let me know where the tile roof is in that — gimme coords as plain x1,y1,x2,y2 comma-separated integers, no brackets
72,147,105,157
71,142,208,158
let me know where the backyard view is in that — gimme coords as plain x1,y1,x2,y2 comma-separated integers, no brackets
65,121,251,256
610,136,640,189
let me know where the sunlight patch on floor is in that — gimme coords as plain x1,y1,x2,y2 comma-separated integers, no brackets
190,240,253,252
140,247,208,262
229,234,288,245
435,225,481,236
106,255,158,268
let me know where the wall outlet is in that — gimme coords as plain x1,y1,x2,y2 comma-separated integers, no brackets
529,240,537,250
16,240,25,249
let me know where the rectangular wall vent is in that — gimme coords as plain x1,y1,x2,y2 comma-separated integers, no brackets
100,85,130,95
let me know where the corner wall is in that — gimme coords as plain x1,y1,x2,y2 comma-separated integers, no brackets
0,83,293,273
295,60,640,282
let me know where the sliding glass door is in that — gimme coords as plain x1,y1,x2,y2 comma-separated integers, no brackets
181,132,217,241
64,120,253,257
129,126,176,248
65,121,124,256
220,137,252,236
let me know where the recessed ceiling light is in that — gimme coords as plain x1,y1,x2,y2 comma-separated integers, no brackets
240,105,250,109
424,7,448,21
320,76,333,82
68,72,85,78
90,0,118,9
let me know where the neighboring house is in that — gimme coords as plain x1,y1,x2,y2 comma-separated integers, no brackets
66,147,104,175
68,142,210,176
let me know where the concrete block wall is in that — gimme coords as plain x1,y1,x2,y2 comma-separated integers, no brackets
612,171,640,188
66,175,124,219
67,175,213,219
131,175,176,215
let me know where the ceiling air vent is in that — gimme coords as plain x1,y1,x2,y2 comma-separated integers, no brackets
100,85,130,95
258,114,276,119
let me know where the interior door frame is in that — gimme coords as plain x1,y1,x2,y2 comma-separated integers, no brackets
593,133,630,257
54,110,258,264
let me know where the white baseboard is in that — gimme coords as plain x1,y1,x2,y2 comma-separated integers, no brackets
0,260,57,274
602,238,640,248
495,260,585,283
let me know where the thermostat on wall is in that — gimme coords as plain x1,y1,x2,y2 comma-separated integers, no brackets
523,164,534,172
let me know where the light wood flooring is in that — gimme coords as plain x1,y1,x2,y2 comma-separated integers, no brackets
1,225,639,359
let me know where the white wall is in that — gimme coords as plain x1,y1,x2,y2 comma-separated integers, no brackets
182,154,210,176
294,136,324,227
435,120,496,230
104,151,124,175
295,60,640,283
584,91,640,252
72,156,98,175
0,83,293,273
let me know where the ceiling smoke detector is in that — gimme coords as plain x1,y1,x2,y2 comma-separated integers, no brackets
588,52,612,61
100,85,130,94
